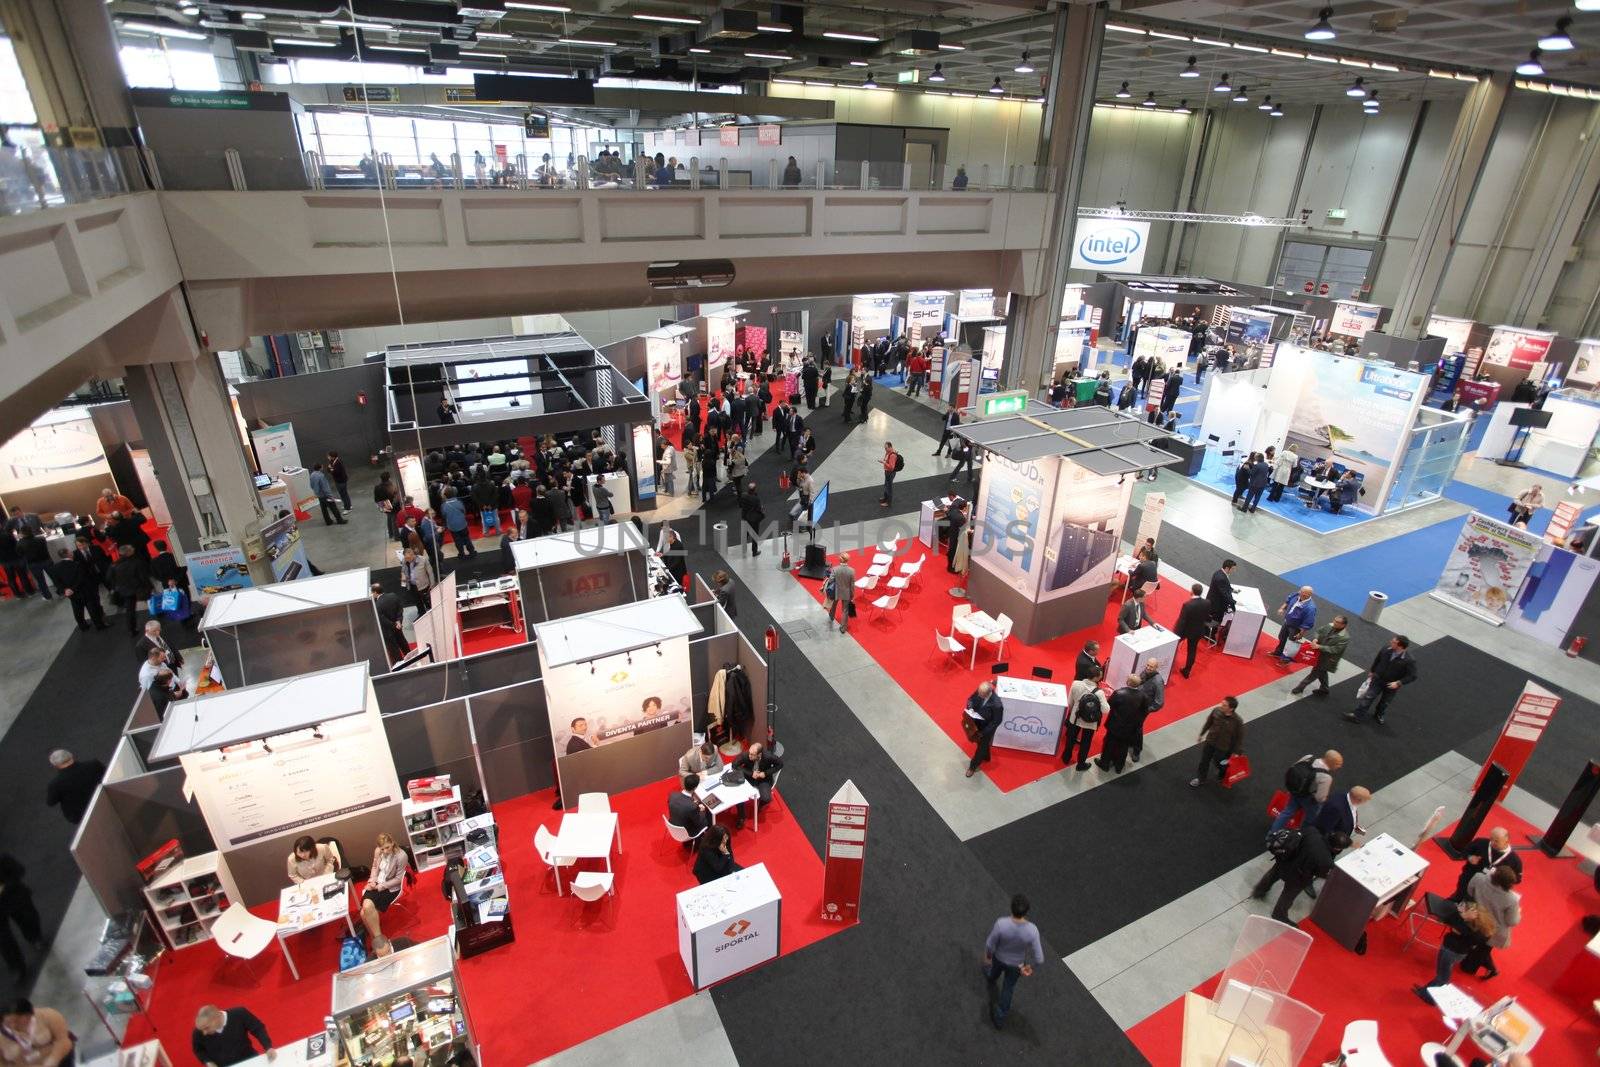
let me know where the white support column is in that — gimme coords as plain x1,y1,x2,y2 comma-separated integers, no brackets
1504,103,1600,328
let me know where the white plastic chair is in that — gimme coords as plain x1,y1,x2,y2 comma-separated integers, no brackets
211,905,277,979
871,552,894,567
869,590,901,622
867,563,890,578
879,539,900,553
571,871,615,898
887,574,911,592
534,825,575,895
577,792,611,814
662,814,706,857
951,602,974,627
933,628,966,664
980,612,1013,661
898,556,925,589
853,573,880,593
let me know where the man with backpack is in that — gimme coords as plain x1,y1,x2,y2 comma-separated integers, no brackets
1062,665,1108,770
880,442,903,508
1252,826,1350,924
1270,750,1342,834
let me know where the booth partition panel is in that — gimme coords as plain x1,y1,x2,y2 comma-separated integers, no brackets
372,661,453,715
208,603,390,687
382,699,482,801
457,643,539,694
72,790,153,916
468,682,556,802
225,802,406,908
691,633,739,736
104,769,215,861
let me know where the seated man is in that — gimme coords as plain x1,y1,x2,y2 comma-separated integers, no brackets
731,741,783,828
666,773,712,843
678,738,723,778
286,835,338,884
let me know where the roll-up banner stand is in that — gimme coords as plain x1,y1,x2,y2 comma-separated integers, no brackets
250,421,301,475
1429,512,1544,624
1474,682,1561,801
821,781,869,925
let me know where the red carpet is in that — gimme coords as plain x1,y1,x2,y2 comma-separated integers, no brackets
1128,808,1597,1065
792,551,1301,792
130,777,840,1063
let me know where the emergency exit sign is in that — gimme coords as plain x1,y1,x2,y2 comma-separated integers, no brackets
980,390,1028,416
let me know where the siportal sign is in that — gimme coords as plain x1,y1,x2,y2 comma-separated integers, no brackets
822,781,869,924
1070,218,1151,272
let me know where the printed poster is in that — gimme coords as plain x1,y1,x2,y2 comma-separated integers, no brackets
973,454,1054,596
0,408,111,494
907,291,947,343
706,315,736,375
250,422,301,475
546,633,691,755
262,512,311,582
1567,340,1600,388
1283,350,1424,515
1482,328,1554,372
1038,464,1134,600
645,334,681,411
1430,512,1544,624
1328,302,1381,339
188,544,254,597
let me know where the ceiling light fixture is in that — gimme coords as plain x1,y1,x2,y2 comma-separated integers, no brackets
559,37,616,47
1180,55,1200,78
928,63,945,82
1115,81,1132,98
506,3,572,11
1015,50,1034,74
1193,36,1230,48
1141,91,1157,107
1517,49,1545,76
757,24,792,33
1106,24,1145,36
989,76,1005,94
1258,95,1273,111
1175,99,1192,114
477,31,513,39
459,50,504,58
1304,7,1336,41
1270,102,1284,117
1369,61,1400,72
179,4,199,14
744,51,789,60
938,43,965,51
1233,43,1269,53
1212,72,1232,92
273,37,336,47
633,13,699,25
823,31,880,43
862,70,878,88
689,47,711,54
848,59,869,67
1149,30,1190,41
1345,76,1367,97
1233,85,1250,103
1363,91,1380,110
1539,17,1575,51
240,11,266,20
119,19,208,39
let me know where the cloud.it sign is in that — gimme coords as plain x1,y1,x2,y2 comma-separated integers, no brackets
1070,218,1151,272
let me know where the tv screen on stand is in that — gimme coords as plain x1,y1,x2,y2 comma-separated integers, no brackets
810,480,829,527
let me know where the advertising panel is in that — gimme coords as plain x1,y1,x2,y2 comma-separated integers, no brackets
1282,350,1425,514
1482,327,1555,372
736,323,767,362
187,544,254,597
907,291,948,343
0,408,111,497
972,454,1056,597
631,424,656,501
1069,218,1151,273
1506,545,1600,646
821,781,868,925
1430,512,1544,624
757,124,781,147
850,294,896,333
545,633,691,756
645,335,682,408
706,314,736,374
778,330,804,363
1038,461,1134,601
1224,310,1273,347
1134,325,1192,368
1472,682,1561,801
1328,301,1382,339
957,288,999,322
1568,340,1600,388
250,422,301,475
262,512,311,582
1426,315,1482,358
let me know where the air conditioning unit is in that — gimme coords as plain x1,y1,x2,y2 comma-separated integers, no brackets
647,260,736,290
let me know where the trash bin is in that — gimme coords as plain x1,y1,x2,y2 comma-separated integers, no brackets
712,521,729,556
1362,591,1388,622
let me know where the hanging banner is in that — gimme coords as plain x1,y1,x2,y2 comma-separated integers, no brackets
757,124,781,147
1482,327,1555,372
1069,217,1151,273
250,422,301,475
1430,512,1544,624
957,288,999,322
1135,492,1166,552
821,780,868,925
706,314,736,374
907,291,948,344
0,408,111,496
545,634,692,756
1328,301,1383,340
261,512,311,582
1473,682,1561,801
187,544,254,597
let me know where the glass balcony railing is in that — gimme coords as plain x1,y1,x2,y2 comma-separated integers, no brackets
0,146,136,217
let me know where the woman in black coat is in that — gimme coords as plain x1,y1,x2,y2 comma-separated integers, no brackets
693,826,741,885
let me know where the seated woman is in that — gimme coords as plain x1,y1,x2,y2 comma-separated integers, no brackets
359,833,409,942
286,835,338,885
692,825,741,886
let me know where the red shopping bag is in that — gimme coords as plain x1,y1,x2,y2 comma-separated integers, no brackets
1293,643,1319,665
778,471,791,490
1222,753,1251,788
1267,788,1305,827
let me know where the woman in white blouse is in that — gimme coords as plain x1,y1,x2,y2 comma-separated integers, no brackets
359,833,408,941
285,835,337,885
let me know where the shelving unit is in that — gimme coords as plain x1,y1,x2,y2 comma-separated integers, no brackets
447,813,512,959
143,854,228,951
402,786,465,872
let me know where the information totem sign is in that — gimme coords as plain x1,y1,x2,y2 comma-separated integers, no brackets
822,781,869,925
1475,681,1561,801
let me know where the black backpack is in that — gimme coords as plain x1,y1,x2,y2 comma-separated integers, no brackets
1266,827,1303,860
892,452,905,473
1075,690,1102,724
1284,757,1321,798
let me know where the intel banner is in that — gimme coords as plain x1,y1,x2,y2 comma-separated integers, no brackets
1070,218,1151,273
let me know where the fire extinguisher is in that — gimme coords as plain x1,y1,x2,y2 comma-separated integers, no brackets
764,625,780,754
779,533,791,571
1568,635,1587,658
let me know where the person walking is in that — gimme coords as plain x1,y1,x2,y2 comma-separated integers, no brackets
935,405,962,456
17,532,52,600
1252,827,1348,924
309,463,347,526
1290,615,1349,697
982,894,1043,1029
700,441,719,503
1413,898,1496,1000
1508,484,1544,526
1230,455,1252,507
880,442,902,508
371,582,408,664
963,680,1004,778
1344,636,1417,726
0,855,43,983
109,544,151,635
948,437,976,488
440,488,476,557
400,547,434,612
840,371,858,421
944,500,968,573
1133,658,1164,763
49,549,107,631
857,374,874,421
1190,696,1244,788
1268,445,1298,502
1460,865,1521,979
592,474,615,525
1270,586,1317,661
1243,454,1272,513
824,553,855,634
1270,750,1342,833
1094,675,1148,774
1063,665,1108,770
1174,582,1212,678
801,358,819,410
738,481,764,557
326,451,352,510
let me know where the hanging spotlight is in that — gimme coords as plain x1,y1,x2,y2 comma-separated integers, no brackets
1141,91,1157,107
1232,84,1250,103
1213,72,1232,93
1258,95,1274,111
1015,49,1034,74
1304,7,1336,41
862,70,878,88
1174,99,1192,114
1539,17,1575,51
1345,76,1367,97
1516,49,1545,76
989,76,1005,94
1363,90,1380,111
1269,102,1284,117
928,63,945,82
1115,80,1132,98
1180,55,1200,78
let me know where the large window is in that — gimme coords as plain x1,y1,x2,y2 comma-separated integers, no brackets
1275,238,1376,301
0,35,38,125
118,44,222,91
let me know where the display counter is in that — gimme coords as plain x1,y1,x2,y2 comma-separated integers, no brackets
917,495,962,549
1108,624,1178,684
329,936,477,1067
280,467,314,511
1223,585,1267,658
236,1032,334,1067
991,676,1068,754
455,575,521,635
1455,378,1501,413
677,861,782,989
1310,831,1428,952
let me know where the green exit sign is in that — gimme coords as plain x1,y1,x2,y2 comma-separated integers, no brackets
981,390,1028,416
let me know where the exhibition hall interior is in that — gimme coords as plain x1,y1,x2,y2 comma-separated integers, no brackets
5,0,1600,1064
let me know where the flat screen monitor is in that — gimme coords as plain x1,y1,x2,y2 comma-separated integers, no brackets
1509,407,1553,429
809,480,829,526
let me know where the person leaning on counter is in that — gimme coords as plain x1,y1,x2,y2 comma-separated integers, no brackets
286,835,338,884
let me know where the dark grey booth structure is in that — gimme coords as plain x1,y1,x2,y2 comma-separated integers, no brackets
200,567,389,686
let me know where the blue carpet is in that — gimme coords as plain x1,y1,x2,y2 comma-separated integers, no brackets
1189,449,1373,534
872,371,906,387
1280,515,1467,614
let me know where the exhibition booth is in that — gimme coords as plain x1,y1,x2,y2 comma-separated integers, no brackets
1477,391,1600,478
512,522,652,627
1081,274,1275,344
1431,511,1600,649
200,568,390,686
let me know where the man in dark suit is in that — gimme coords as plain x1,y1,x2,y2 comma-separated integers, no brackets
1117,589,1148,633
1174,583,1214,678
1095,676,1148,774
1309,787,1369,848
46,749,106,824
934,405,962,457
73,535,113,590
732,741,783,826
371,582,408,664
192,1005,270,1067
49,549,108,630
1344,635,1418,725
963,681,1004,779
1251,828,1349,923
1206,559,1237,622
1449,827,1523,901
1073,640,1101,681
667,773,712,841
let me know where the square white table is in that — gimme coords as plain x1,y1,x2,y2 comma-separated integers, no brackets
1108,624,1179,685
676,862,782,989
991,676,1069,754
552,810,621,893
1223,584,1268,658
954,609,1004,669
696,773,762,832
276,875,355,981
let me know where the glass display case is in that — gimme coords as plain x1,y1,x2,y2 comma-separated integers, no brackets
1386,406,1470,513
82,912,166,1049
328,937,477,1067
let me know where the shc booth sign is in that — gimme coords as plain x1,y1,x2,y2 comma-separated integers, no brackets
1070,218,1151,273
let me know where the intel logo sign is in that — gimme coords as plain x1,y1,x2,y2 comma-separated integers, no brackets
1078,226,1143,266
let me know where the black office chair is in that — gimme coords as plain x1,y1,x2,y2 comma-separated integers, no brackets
990,662,1010,675
1030,666,1053,680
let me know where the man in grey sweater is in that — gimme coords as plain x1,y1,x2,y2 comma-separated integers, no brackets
982,893,1044,1029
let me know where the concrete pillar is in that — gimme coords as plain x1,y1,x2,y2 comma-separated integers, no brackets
124,355,263,559
1000,2,1105,392
1503,103,1600,328
1389,75,1511,338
